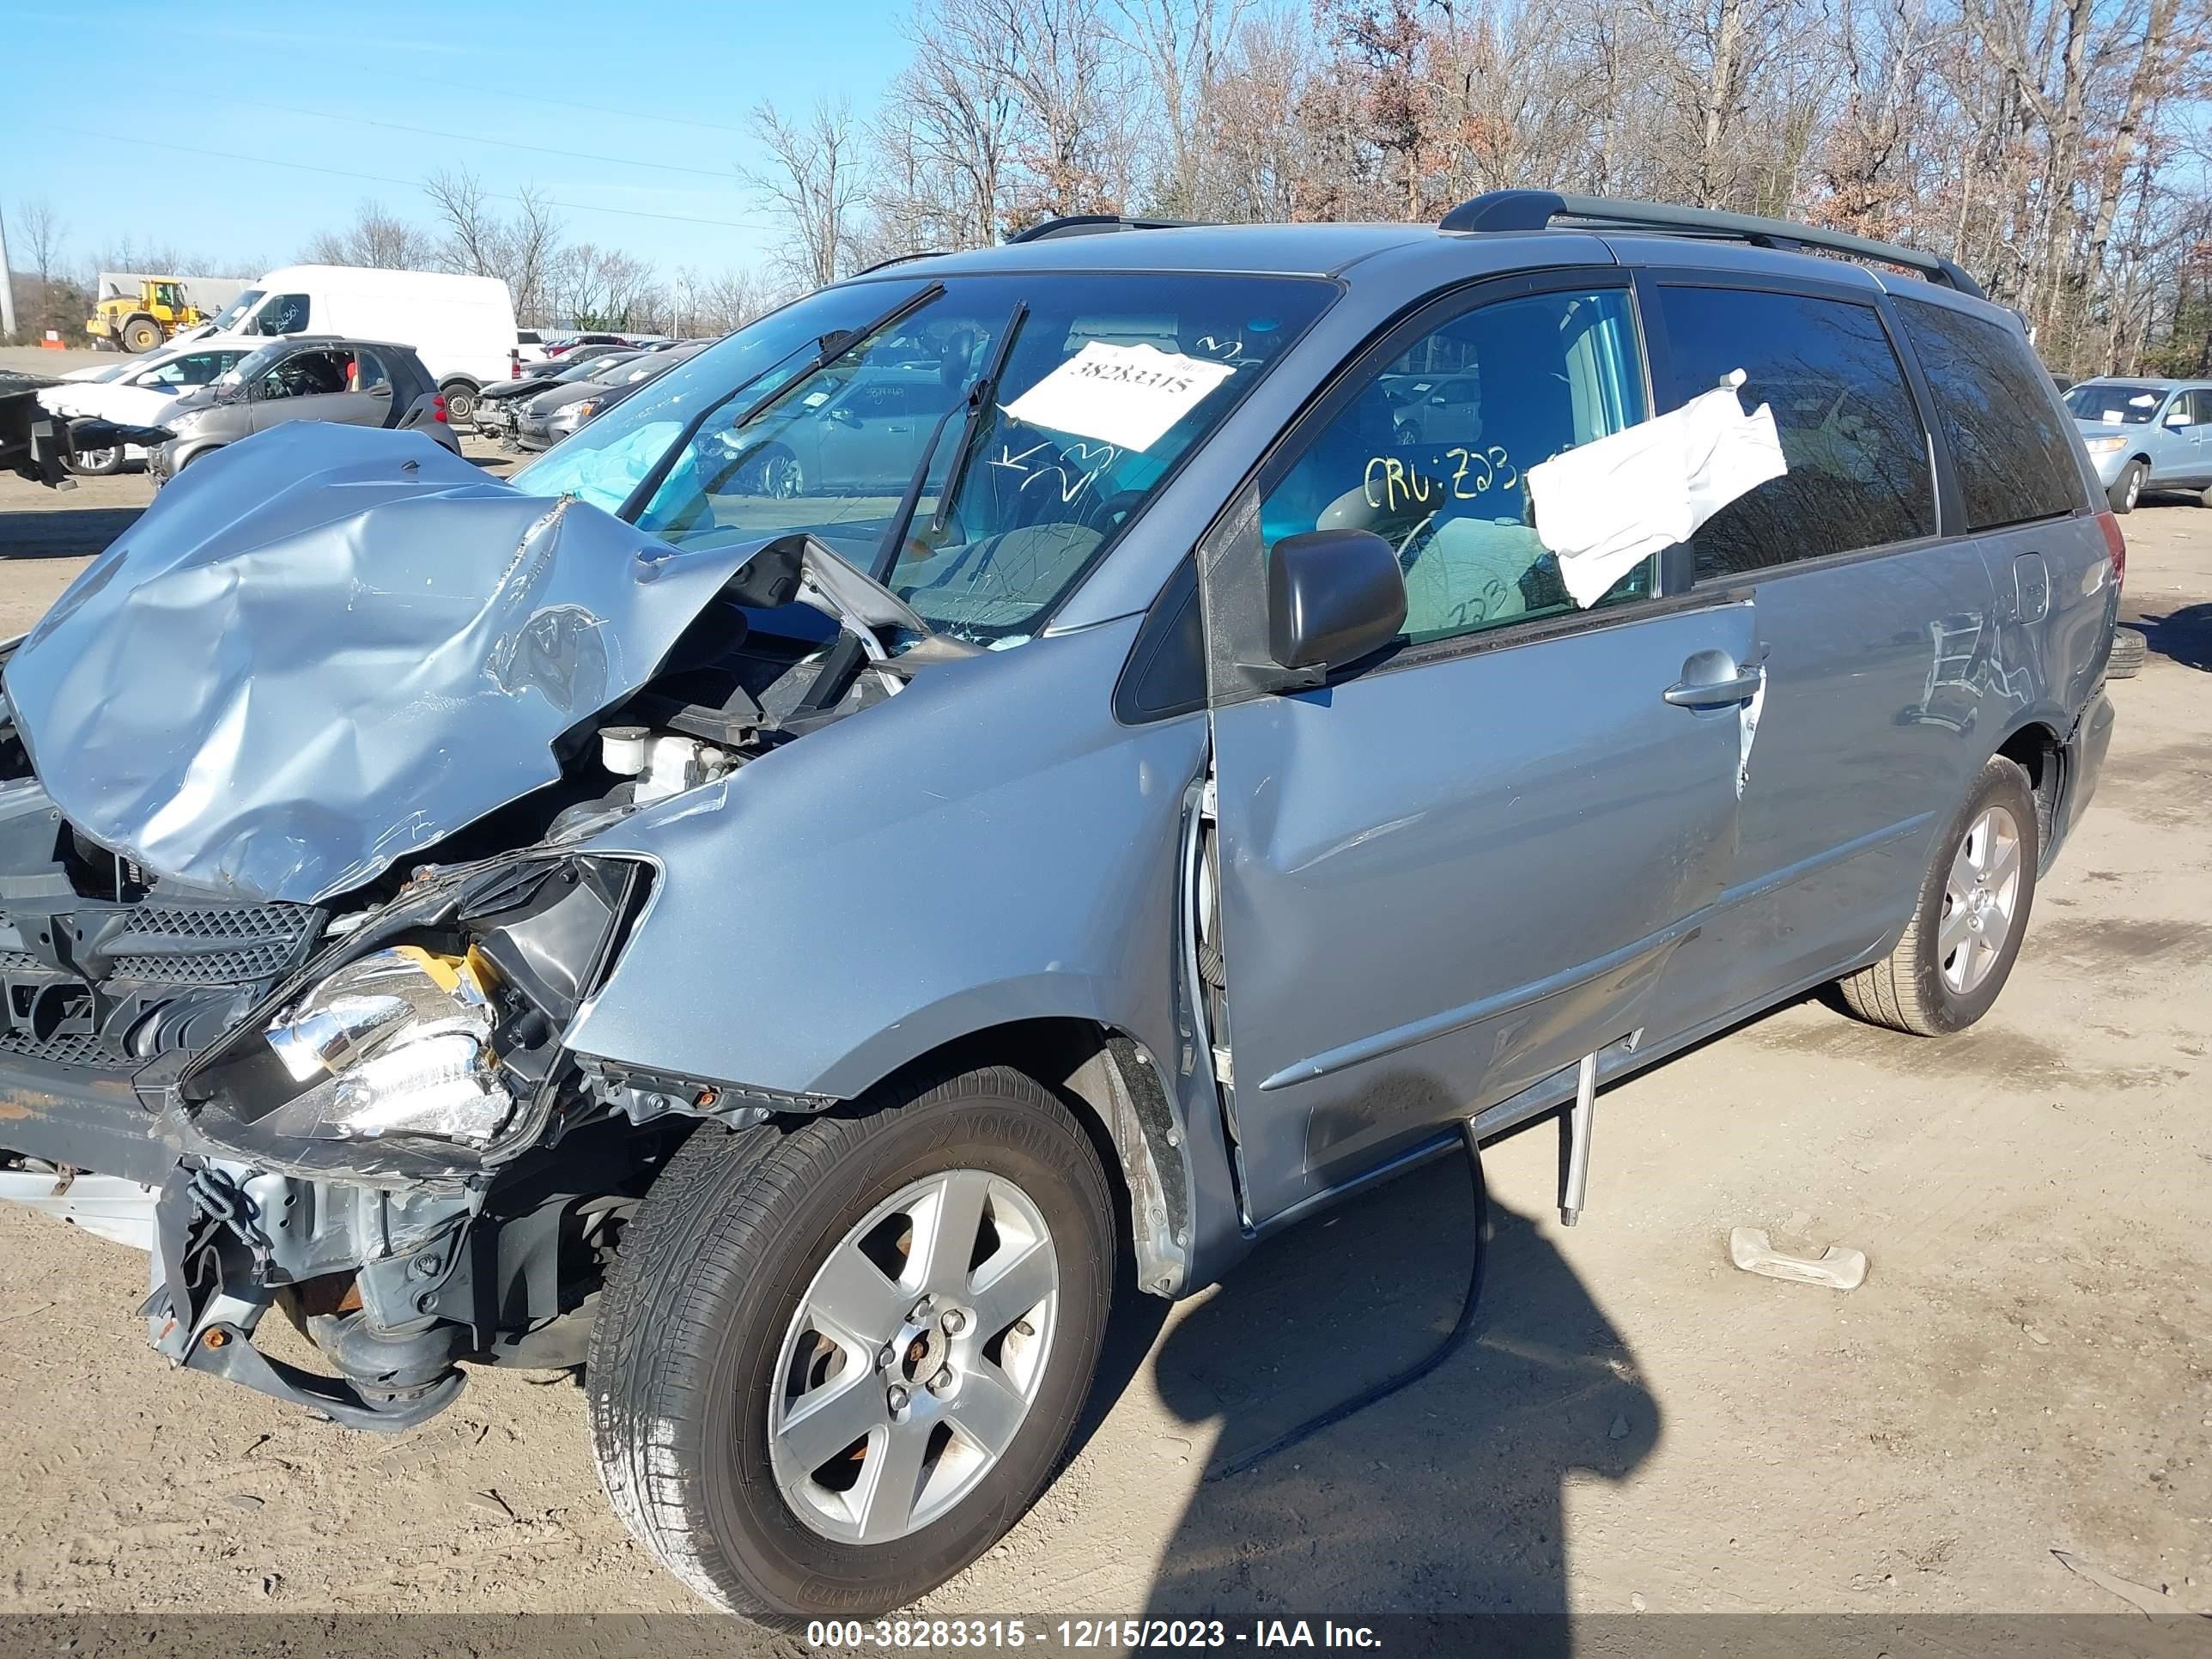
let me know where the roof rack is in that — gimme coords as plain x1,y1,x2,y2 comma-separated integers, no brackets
1438,189,1984,300
1006,213,1206,244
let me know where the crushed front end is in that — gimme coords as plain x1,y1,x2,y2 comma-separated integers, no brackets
0,775,679,1427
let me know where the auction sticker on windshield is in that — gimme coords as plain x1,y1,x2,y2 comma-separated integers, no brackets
1003,340,1236,451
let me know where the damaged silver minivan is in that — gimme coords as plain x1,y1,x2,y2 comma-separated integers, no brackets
0,194,2119,1622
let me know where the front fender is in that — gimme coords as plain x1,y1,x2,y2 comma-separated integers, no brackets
567,616,1202,1100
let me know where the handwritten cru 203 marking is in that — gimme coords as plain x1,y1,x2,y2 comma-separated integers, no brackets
1363,445,1518,513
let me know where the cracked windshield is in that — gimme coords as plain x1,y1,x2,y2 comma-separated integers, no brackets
511,272,1332,643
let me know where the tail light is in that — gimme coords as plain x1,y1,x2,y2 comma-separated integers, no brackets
510,355,521,380
432,394,448,423
2095,509,2126,590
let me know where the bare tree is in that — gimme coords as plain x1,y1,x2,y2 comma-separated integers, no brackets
14,199,66,333
672,264,780,336
302,200,436,269
423,168,567,324
744,99,866,287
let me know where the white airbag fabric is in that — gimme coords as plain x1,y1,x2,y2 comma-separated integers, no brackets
1526,372,1788,607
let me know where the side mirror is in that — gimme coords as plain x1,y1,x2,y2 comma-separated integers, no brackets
2166,409,2190,428
1267,527,1407,674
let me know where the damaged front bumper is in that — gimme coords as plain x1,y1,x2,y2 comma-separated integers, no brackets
0,1058,478,1430
0,848,669,1431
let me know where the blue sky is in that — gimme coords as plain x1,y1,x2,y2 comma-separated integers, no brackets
0,0,915,278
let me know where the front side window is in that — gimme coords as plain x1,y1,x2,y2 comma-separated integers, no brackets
1260,286,1650,647
256,294,311,334
262,349,346,398
519,272,1333,645
141,349,241,389
1895,296,2081,531
1654,286,1935,578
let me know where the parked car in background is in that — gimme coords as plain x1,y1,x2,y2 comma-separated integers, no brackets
514,329,551,368
198,266,517,429
0,195,2120,1627
477,349,645,442
147,336,458,481
543,331,634,357
2063,376,2212,512
35,343,259,475
514,342,707,450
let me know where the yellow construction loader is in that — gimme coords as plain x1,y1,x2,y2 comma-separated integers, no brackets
86,279,207,354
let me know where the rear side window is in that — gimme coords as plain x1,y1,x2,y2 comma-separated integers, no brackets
1654,286,1935,578
347,349,392,393
1893,296,2081,530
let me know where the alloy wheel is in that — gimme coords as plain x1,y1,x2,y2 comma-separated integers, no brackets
1939,804,2023,994
768,1168,1059,1546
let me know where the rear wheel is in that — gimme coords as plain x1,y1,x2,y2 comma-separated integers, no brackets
1837,756,2038,1035
120,315,163,353
586,1068,1115,1624
440,380,478,428
2108,459,2146,514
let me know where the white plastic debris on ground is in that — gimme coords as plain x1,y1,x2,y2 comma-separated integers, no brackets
1526,370,1788,607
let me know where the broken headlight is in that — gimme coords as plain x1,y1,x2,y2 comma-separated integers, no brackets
177,854,651,1168
262,945,514,1146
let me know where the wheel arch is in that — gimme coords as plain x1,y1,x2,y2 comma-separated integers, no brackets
847,1016,1195,1298
1993,716,2068,872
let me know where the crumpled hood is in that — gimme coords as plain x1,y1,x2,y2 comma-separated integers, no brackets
3,422,757,903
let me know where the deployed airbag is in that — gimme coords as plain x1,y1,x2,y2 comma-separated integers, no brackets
3,424,758,902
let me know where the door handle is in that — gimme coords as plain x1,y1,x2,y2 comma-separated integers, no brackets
1663,672,1762,707
1662,645,1766,708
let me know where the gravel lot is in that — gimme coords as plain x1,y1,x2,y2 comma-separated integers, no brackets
0,449,2206,1627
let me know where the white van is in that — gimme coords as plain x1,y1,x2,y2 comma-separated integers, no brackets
198,265,519,425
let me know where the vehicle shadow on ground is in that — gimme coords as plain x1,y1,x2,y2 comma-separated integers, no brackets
0,507,143,562
1125,1146,1658,1641
2130,599,2212,671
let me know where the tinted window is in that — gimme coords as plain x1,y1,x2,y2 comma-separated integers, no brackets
257,294,311,334
263,349,347,398
1260,287,1652,647
1894,296,2081,530
1655,287,1934,578
2188,389,2212,425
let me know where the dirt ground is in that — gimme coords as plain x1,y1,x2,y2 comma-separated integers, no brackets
0,453,2205,1626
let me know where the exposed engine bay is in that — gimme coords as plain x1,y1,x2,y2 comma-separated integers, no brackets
0,428,970,1426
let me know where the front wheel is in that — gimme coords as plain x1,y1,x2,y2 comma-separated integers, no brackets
2108,459,2145,514
1836,755,2039,1035
587,1067,1115,1624
67,446,123,477
121,316,164,353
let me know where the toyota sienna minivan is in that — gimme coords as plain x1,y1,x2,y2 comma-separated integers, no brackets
0,191,2119,1624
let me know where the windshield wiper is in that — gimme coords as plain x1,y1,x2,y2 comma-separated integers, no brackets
869,301,1028,580
615,281,946,524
